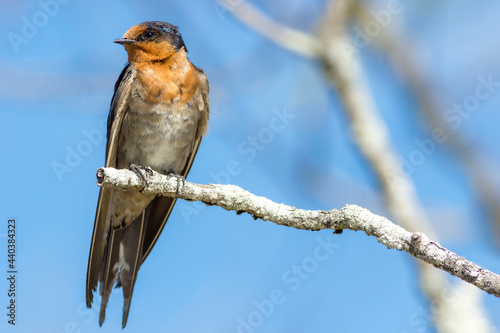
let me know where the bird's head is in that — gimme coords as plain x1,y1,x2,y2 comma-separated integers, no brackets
114,21,187,63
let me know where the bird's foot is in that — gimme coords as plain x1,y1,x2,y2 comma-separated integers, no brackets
168,173,185,195
130,164,154,191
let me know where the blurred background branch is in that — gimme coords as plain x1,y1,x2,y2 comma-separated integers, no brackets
351,0,500,248
221,0,497,331
216,0,321,58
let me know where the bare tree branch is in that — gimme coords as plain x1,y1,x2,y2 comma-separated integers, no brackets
97,167,500,299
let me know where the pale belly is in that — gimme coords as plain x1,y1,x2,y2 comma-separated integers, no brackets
111,100,199,227
117,101,198,174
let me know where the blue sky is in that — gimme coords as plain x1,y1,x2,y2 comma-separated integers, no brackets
1,1,500,332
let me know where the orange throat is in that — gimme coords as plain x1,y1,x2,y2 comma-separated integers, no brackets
132,51,200,107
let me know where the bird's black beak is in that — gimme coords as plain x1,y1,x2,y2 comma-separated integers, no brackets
114,38,136,45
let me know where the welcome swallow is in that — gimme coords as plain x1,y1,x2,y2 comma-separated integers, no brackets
86,21,209,328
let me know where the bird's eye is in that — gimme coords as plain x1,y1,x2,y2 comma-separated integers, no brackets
144,31,155,38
